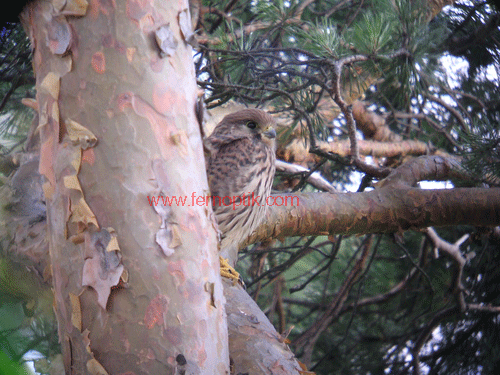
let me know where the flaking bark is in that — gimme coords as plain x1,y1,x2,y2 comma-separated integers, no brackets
21,1,229,373
245,156,500,249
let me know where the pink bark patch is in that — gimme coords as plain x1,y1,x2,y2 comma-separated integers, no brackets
167,260,186,286
149,55,164,72
144,294,169,329
116,92,177,159
82,148,95,165
152,83,175,115
90,0,116,19
39,136,56,189
91,52,106,74
198,345,207,366
126,0,158,31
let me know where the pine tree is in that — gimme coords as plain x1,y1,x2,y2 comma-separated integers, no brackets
1,0,499,374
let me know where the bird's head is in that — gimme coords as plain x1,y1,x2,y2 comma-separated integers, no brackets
209,109,277,149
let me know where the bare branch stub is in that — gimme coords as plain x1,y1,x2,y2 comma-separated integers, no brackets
425,227,469,307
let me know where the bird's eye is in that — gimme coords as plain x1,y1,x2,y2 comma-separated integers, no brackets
246,121,257,129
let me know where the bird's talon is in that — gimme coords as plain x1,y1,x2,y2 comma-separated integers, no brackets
220,256,245,287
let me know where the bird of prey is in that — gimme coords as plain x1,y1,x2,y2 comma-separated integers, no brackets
206,109,277,282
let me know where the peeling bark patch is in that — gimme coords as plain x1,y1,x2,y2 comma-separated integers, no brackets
60,0,89,16
150,193,181,256
81,229,124,310
39,136,56,199
59,119,99,236
150,161,185,256
154,24,177,57
178,8,196,47
47,16,72,55
205,282,216,308
66,119,98,149
91,52,106,74
38,73,62,198
86,358,109,375
64,173,99,232
40,71,61,99
155,226,176,256
69,293,82,331
144,294,169,329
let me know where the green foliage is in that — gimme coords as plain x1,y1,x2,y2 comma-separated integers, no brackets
0,15,54,356
0,260,59,373
460,120,500,182
443,0,500,77
0,23,35,152
418,228,500,374
0,296,59,375
295,19,341,59
197,1,500,371
351,11,396,54
239,232,459,373
0,349,29,375
455,74,500,183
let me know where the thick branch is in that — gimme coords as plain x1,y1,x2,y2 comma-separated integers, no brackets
279,138,434,167
222,280,302,374
377,155,469,188
245,186,500,247
352,100,402,142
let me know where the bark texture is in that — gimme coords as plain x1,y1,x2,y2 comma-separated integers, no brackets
22,1,229,373
246,156,500,248
223,280,302,374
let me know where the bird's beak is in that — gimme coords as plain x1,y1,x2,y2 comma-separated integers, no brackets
263,126,276,139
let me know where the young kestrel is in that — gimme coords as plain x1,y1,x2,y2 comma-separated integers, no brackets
206,109,277,272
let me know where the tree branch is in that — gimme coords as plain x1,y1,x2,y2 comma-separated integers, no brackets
276,159,337,193
245,155,500,248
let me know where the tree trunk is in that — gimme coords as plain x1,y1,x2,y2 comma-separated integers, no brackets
22,1,229,373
